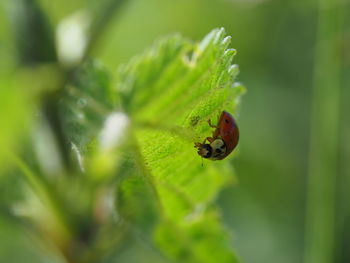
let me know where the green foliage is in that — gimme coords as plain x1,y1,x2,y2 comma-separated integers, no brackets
3,0,348,262
0,76,32,172
60,61,114,150
111,28,243,262
2,24,244,263
117,172,160,233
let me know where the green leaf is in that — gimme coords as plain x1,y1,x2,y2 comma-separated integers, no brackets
59,61,114,150
155,211,239,263
0,75,32,173
8,0,56,65
113,28,244,262
57,27,244,262
116,151,160,234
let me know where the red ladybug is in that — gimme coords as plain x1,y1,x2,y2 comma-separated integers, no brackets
194,111,239,160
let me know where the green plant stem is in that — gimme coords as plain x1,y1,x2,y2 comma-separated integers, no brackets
42,92,72,171
304,0,344,262
84,0,127,59
10,153,74,240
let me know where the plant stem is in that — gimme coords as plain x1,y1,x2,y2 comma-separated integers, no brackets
84,0,128,59
11,153,73,240
304,0,344,262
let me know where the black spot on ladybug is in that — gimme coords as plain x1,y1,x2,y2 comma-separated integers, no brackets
190,116,200,127
225,119,229,124
202,144,212,158
220,144,226,149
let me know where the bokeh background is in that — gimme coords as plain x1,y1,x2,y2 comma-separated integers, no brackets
1,0,349,262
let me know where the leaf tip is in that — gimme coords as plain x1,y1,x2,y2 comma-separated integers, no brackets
224,48,237,57
222,36,232,46
228,64,239,77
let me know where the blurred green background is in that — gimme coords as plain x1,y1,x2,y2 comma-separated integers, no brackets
1,0,349,262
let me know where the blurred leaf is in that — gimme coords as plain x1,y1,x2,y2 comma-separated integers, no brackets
0,76,32,173
8,0,56,65
116,159,160,234
155,212,238,263
59,61,114,151
36,0,86,25
0,217,47,263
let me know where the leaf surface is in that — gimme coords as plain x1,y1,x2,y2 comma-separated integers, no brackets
114,28,244,263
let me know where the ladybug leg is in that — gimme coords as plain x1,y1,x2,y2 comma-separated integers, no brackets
194,142,202,148
205,137,215,143
208,119,219,129
194,137,214,148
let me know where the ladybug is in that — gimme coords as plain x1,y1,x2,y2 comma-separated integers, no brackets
194,111,239,160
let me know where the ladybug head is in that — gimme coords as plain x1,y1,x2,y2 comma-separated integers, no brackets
198,143,212,158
